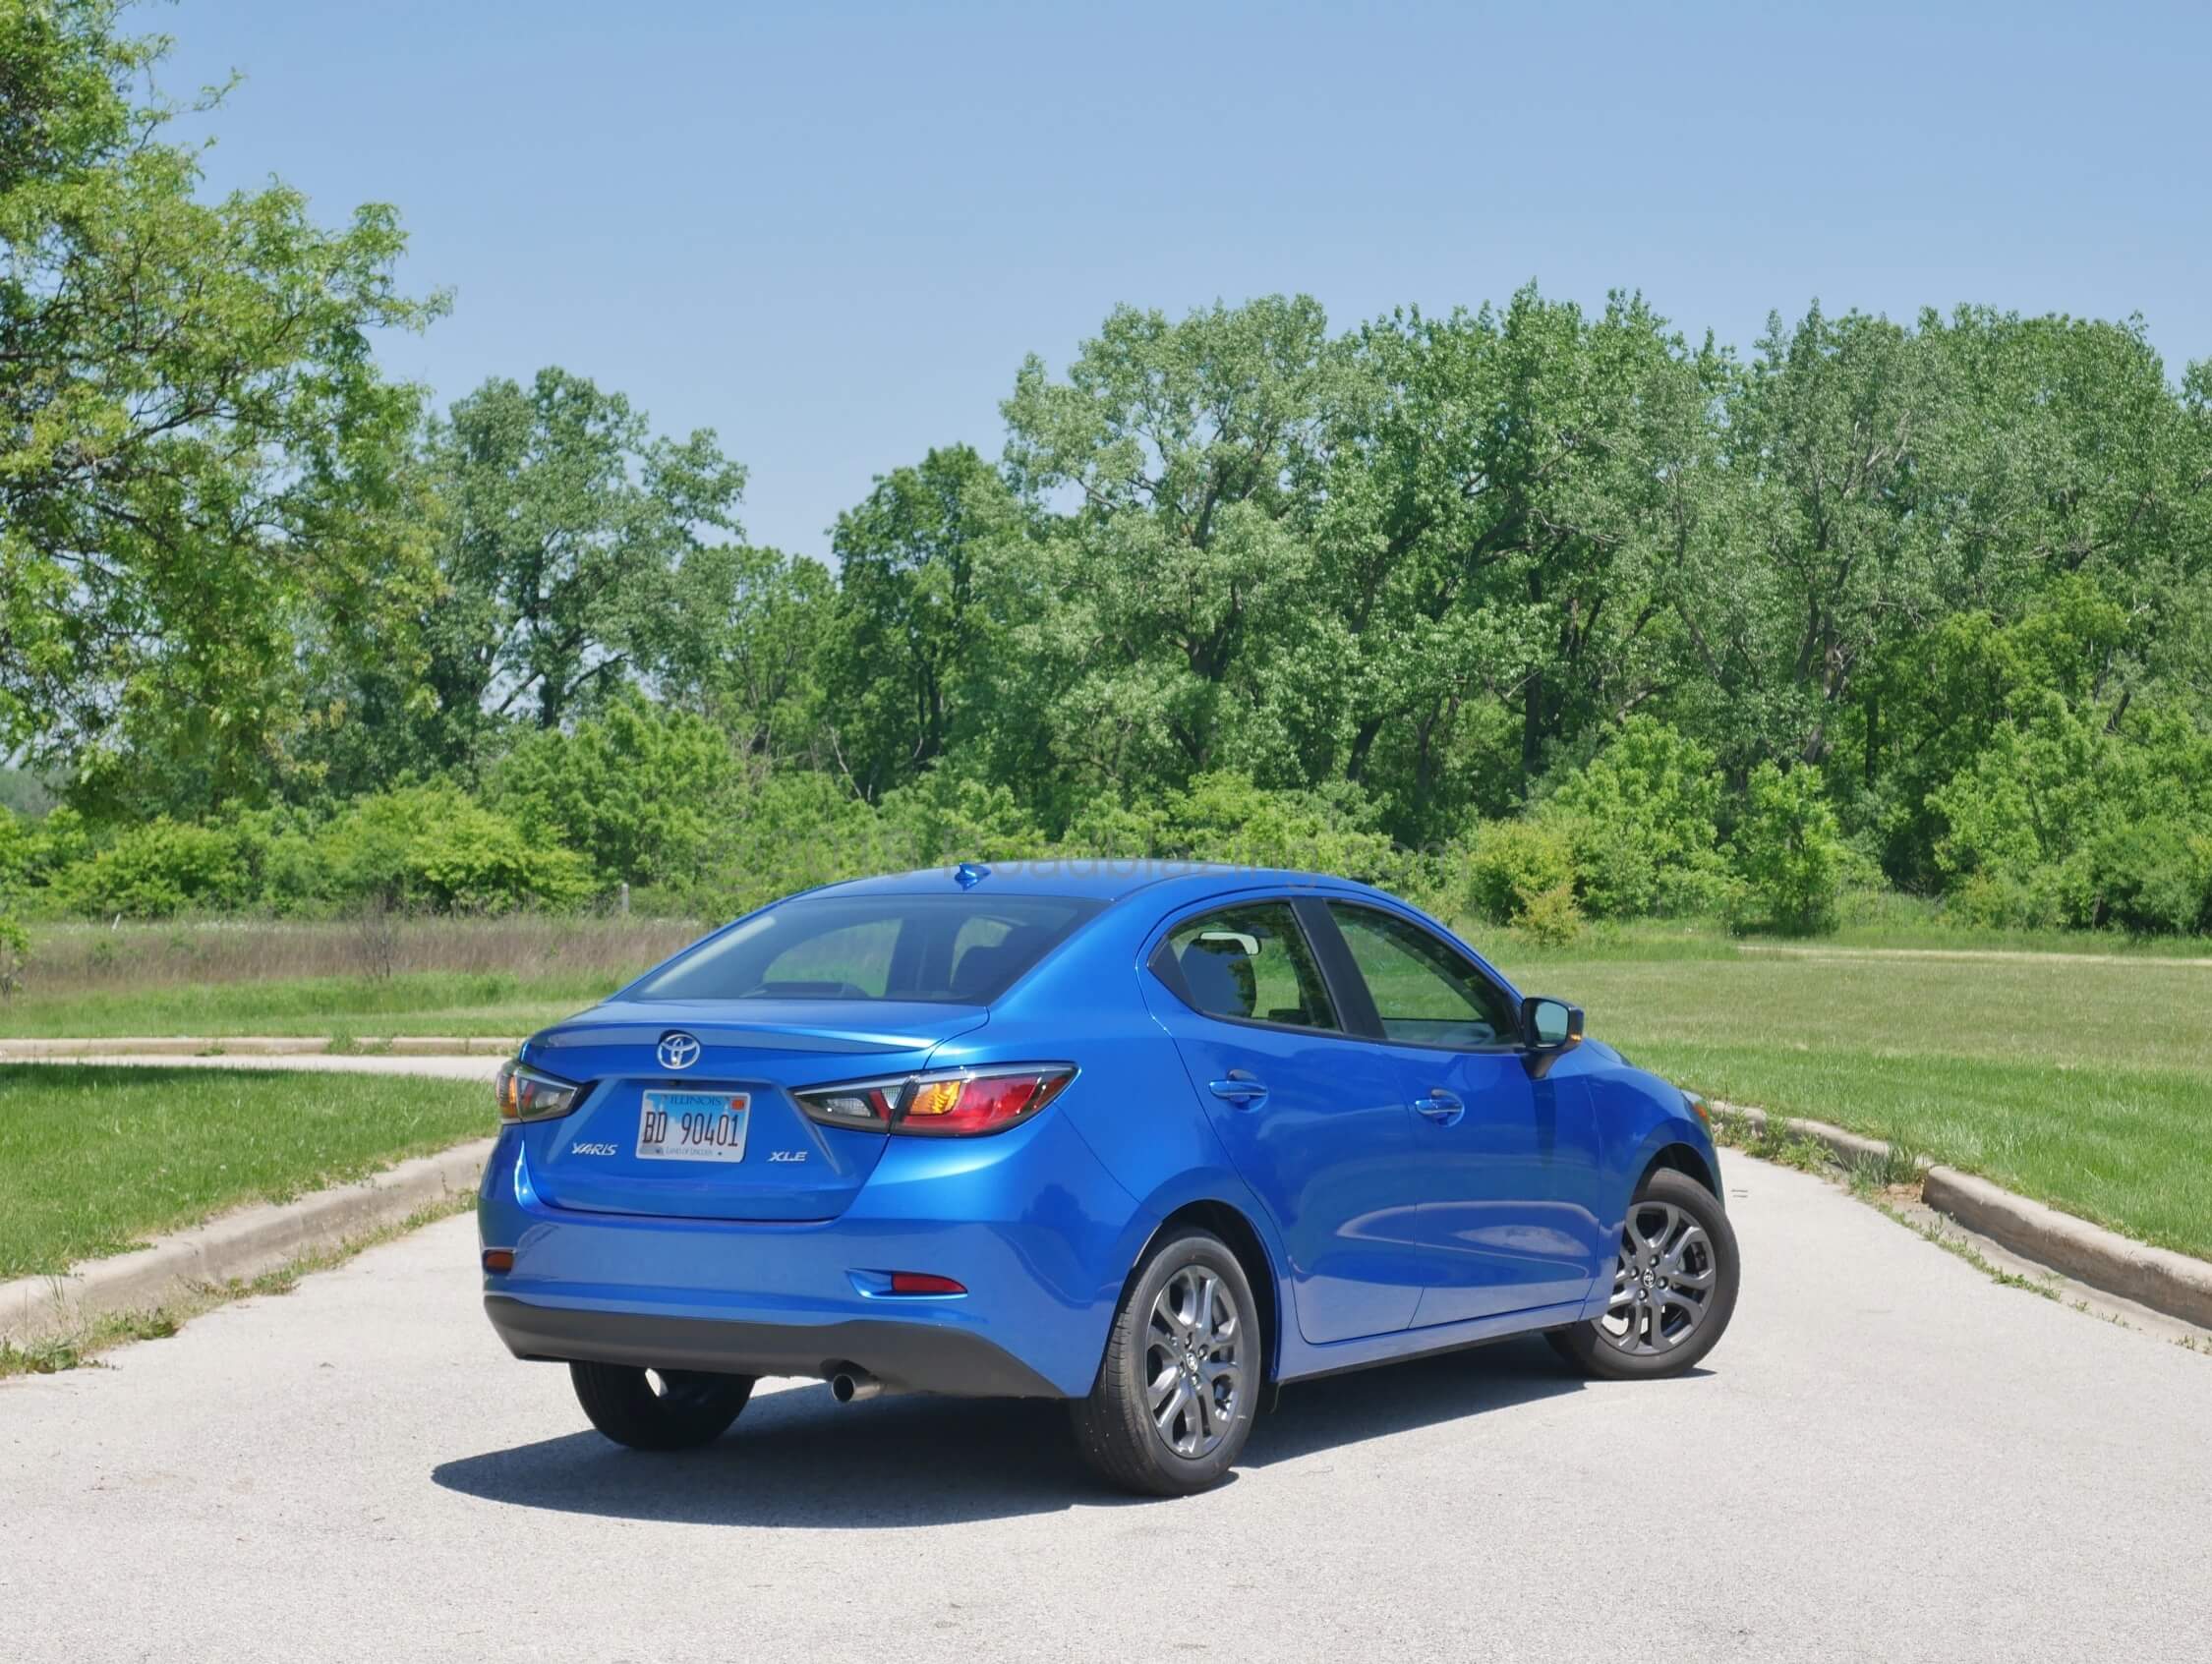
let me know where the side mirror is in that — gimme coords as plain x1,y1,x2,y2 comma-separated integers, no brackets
1522,996,1584,1051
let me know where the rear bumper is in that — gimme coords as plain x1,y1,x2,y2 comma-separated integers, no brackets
484,1295,1061,1397
476,1110,1149,1400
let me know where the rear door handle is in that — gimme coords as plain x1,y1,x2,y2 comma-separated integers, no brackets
1209,1073,1269,1110
1413,1088,1465,1123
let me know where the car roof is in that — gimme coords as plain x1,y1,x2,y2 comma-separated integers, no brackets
810,861,1394,909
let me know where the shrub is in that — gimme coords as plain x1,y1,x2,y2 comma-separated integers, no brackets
878,769,1051,866
1510,881,1584,947
53,819,248,919
1543,717,1729,917
1733,763,1844,935
317,786,594,913
494,697,733,887
690,772,889,916
2086,821,2212,936
0,914,27,998
1460,819,1578,926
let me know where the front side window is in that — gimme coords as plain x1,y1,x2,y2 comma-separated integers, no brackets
1162,902,1339,1032
1326,903,1520,1049
630,894,1101,1004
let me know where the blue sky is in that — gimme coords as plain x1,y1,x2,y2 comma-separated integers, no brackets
164,0,2211,561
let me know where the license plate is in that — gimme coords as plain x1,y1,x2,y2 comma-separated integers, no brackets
636,1090,751,1163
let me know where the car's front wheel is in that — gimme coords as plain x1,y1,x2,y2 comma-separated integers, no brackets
1549,1167,1739,1380
569,1361,756,1450
1072,1228,1259,1496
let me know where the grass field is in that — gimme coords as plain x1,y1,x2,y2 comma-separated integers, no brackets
0,1067,492,1279
0,970,611,1040
3,912,2209,1269
1493,942,2212,1262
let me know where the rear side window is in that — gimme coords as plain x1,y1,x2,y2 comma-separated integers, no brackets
1160,902,1338,1032
631,894,1102,1004
1327,903,1520,1049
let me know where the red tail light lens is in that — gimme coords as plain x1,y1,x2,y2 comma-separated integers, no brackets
794,1065,1075,1138
897,1067,1073,1136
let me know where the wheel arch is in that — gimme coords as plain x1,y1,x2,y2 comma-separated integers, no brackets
1122,1199,1284,1387
1638,1140,1717,1197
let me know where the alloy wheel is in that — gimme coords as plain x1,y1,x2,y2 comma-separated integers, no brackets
1598,1199,1717,1355
1145,1264,1244,1459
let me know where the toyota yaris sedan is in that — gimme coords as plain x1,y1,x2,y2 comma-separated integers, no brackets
480,861,1738,1495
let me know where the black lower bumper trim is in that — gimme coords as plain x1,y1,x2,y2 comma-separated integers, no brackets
484,1294,1067,1399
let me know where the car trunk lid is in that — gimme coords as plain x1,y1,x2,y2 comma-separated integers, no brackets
520,1000,986,1222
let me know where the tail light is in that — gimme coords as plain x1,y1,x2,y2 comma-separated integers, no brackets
496,1061,584,1122
794,1065,1075,1138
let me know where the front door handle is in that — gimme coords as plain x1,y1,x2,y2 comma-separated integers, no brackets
1209,1071,1269,1110
1413,1088,1465,1124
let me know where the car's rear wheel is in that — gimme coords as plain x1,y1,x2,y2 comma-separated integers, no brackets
1072,1228,1259,1496
1549,1167,1738,1380
569,1361,756,1450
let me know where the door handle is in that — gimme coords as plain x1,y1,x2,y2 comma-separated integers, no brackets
1413,1088,1464,1123
1209,1072,1269,1110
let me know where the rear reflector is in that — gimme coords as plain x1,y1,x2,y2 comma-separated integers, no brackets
482,1248,515,1274
887,1272,966,1295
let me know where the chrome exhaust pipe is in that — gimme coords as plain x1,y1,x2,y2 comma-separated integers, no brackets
830,1367,881,1404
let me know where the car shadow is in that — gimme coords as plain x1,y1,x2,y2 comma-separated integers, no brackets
432,1337,1613,1525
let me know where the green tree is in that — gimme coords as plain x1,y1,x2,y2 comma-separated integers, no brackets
429,368,748,737
493,695,735,888
1000,297,1347,808
1314,289,1731,836
822,445,1020,798
1734,763,1844,935
655,543,834,763
0,0,442,812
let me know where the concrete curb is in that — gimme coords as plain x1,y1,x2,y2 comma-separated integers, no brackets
0,1136,495,1348
1716,1101,2212,1331
1921,1166,2212,1332
0,1035,521,1059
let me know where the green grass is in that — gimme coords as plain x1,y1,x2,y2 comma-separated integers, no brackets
0,969,609,1039
0,1192,476,1378
6,912,2210,1271
1490,946,2212,1263
0,1066,492,1278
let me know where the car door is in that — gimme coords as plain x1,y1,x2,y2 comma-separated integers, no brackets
1319,900,1601,1324
1143,897,1426,1345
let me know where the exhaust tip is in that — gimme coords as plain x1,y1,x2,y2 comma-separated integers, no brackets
830,1367,881,1404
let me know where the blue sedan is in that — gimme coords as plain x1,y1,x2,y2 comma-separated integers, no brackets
479,861,1738,1495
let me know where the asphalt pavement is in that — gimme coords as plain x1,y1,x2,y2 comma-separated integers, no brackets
4,1154,2209,1663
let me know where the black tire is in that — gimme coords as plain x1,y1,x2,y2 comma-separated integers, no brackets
1549,1167,1739,1381
568,1361,756,1451
1071,1228,1260,1497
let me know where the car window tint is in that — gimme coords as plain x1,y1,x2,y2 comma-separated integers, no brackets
631,894,1102,1004
759,917,900,998
1327,903,1519,1048
1165,902,1338,1031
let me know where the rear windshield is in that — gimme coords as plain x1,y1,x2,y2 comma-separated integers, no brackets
628,893,1104,1004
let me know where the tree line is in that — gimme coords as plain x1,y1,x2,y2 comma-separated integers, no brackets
5,1,2211,951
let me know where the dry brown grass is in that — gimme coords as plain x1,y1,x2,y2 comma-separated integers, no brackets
22,914,708,999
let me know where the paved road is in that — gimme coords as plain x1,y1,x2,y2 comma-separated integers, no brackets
5,1157,2209,1664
